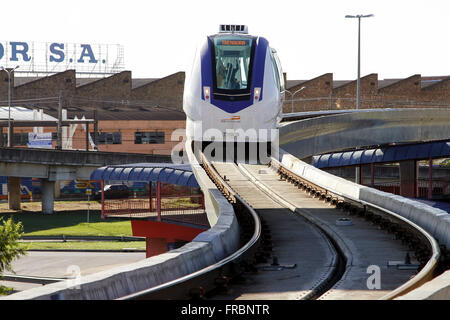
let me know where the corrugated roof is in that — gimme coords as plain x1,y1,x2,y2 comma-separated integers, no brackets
313,140,450,168
90,163,199,188
132,78,158,89
60,109,186,121
0,106,57,121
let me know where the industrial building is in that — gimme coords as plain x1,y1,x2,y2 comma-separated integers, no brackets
0,69,448,156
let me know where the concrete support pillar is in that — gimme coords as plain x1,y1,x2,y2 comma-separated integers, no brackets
145,238,167,258
156,181,161,221
0,127,4,147
428,158,433,200
399,160,417,198
149,182,153,211
355,166,360,184
8,177,21,210
100,180,105,219
42,179,55,214
54,181,61,199
370,163,375,188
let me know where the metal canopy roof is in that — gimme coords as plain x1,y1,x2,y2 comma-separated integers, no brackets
90,163,199,188
313,140,450,169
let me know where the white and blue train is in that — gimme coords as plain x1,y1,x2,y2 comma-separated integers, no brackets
183,25,285,146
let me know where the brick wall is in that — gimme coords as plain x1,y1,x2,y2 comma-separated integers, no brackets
286,73,450,111
14,70,75,105
76,71,132,100
131,72,185,110
0,69,448,115
284,73,333,112
0,69,15,101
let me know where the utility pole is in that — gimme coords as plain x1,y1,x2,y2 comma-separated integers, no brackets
57,91,63,150
1,66,20,147
345,14,374,109
346,14,374,184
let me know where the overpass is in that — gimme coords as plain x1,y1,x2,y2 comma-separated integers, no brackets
3,108,450,300
279,108,450,159
0,147,171,213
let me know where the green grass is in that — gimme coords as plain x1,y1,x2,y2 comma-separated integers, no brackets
0,212,133,237
19,241,146,251
0,286,14,296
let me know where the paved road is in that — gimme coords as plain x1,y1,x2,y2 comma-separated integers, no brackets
1,251,145,293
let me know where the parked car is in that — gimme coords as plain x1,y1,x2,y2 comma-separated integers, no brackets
94,184,130,200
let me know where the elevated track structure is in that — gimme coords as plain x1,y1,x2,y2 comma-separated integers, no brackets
2,108,450,300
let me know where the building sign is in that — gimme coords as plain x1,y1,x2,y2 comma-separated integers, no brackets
0,41,124,75
27,132,52,149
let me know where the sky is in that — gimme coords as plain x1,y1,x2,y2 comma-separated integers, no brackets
1,0,449,81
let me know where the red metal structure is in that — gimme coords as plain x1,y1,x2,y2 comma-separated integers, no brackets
91,164,210,257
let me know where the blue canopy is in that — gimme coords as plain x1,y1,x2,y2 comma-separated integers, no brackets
90,163,199,188
313,140,450,169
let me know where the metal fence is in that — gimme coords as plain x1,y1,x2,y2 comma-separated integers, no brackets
370,179,450,200
282,96,450,113
102,184,209,227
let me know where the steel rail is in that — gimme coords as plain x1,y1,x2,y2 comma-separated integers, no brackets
234,162,345,300
269,157,440,300
118,151,261,300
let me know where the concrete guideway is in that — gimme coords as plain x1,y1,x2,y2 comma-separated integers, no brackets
211,161,337,300
280,108,450,159
235,162,419,299
1,141,242,300
0,147,171,214
279,108,449,299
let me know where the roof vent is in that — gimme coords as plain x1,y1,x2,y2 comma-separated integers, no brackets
219,24,248,34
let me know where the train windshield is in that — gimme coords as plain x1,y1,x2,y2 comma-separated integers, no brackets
212,36,255,93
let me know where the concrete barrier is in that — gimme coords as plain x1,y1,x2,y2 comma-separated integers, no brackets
280,150,449,248
396,270,450,300
279,151,363,200
2,141,240,300
2,241,216,300
280,108,450,160
434,216,450,250
278,148,449,300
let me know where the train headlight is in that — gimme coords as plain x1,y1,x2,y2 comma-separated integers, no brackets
254,87,261,101
203,86,210,101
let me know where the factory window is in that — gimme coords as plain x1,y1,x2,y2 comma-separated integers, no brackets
98,132,122,144
134,132,165,144
13,133,29,146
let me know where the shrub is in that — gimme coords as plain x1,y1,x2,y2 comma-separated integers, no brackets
0,217,27,277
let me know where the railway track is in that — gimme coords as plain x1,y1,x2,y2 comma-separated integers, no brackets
120,151,440,300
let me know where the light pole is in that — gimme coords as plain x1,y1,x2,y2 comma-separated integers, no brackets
1,65,20,147
291,86,306,113
345,14,374,109
284,90,293,114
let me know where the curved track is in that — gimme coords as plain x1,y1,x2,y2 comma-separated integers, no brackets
211,161,427,300
121,150,439,300
210,161,340,299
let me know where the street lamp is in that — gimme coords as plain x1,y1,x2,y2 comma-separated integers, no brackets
1,65,19,147
284,90,293,114
345,14,374,109
291,86,306,113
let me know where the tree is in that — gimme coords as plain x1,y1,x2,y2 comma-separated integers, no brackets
0,217,27,277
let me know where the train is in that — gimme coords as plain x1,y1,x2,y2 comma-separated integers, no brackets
183,24,285,153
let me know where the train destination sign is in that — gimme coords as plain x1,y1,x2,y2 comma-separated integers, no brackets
0,41,124,75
